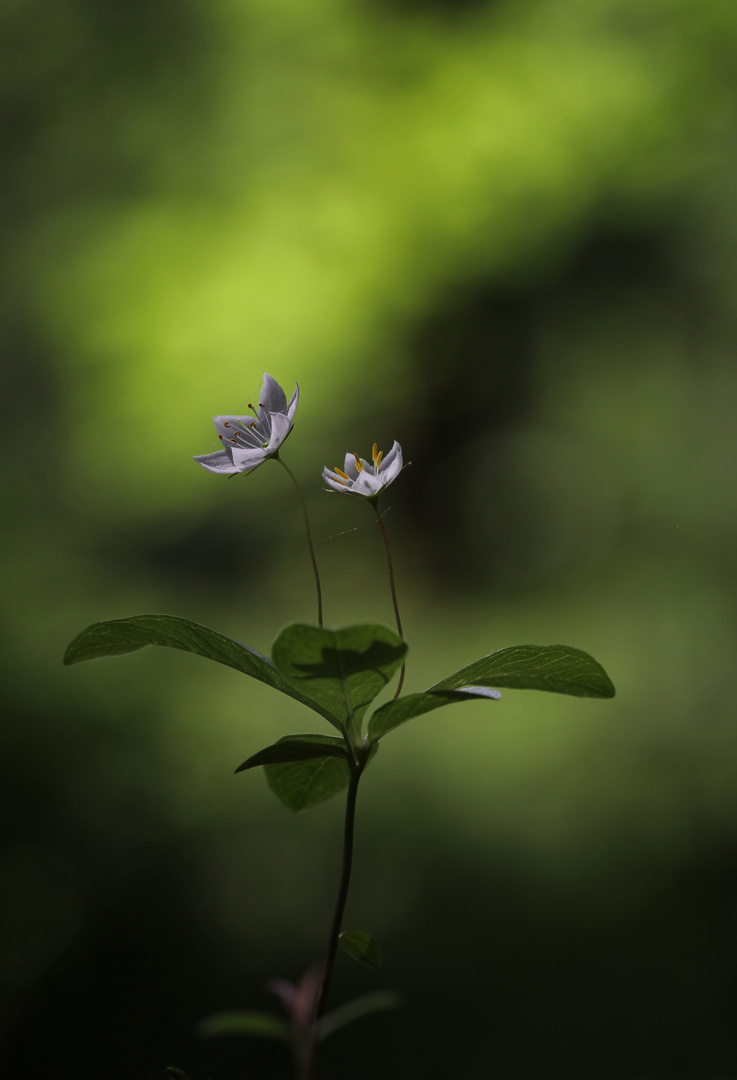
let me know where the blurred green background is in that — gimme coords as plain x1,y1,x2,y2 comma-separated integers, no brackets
2,0,737,1076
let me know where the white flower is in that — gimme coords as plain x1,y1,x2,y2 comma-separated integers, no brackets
194,374,299,476
323,441,404,500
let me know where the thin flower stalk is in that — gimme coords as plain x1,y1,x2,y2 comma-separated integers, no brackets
276,456,324,629
323,442,407,695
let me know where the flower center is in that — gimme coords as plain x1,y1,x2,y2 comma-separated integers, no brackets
371,443,384,473
330,444,383,485
218,418,269,450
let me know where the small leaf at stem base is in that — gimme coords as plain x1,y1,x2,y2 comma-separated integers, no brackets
317,990,403,1041
339,930,382,969
197,1010,293,1042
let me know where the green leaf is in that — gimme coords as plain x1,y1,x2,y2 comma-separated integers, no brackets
271,623,407,737
264,754,351,812
367,687,501,743
197,1010,292,1043
317,991,403,1041
339,930,382,969
63,614,341,728
429,644,616,699
235,734,350,773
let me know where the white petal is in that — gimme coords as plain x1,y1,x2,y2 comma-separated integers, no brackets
379,443,404,487
343,453,360,480
323,473,351,493
351,471,383,497
286,383,299,422
266,411,292,451
379,441,402,472
231,446,268,473
258,373,288,414
193,450,241,475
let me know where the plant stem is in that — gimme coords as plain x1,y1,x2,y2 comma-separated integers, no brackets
276,456,324,628
303,760,364,1080
373,503,405,698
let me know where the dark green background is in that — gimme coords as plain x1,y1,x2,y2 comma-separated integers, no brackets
2,0,737,1076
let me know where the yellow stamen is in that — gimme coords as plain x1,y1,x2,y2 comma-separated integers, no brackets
376,450,383,467
354,454,363,471
332,477,348,486
230,437,238,443
224,421,231,428
250,421,257,429
335,467,350,480
372,442,378,463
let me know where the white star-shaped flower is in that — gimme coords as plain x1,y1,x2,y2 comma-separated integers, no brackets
194,374,298,476
323,441,404,501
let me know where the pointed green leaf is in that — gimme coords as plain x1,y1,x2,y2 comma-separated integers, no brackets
271,624,407,736
317,991,403,1041
429,644,615,699
197,1010,292,1043
367,687,501,743
235,734,350,772
63,614,341,727
339,930,382,969
264,754,351,812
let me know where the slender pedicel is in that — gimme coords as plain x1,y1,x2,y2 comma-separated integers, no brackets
373,503,405,698
275,456,324,629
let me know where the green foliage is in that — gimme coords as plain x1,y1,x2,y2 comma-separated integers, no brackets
271,623,407,738
235,734,350,773
197,1010,292,1042
338,930,382,969
430,644,616,699
62,613,341,727
367,688,502,743
264,755,352,813
317,991,403,1041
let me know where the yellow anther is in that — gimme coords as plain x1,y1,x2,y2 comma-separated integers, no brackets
250,421,257,429
335,467,350,480
224,421,231,428
372,443,378,463
354,454,363,471
230,437,238,443
218,434,224,440
333,477,348,486
376,450,383,467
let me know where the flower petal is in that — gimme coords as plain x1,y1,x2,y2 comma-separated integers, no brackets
323,469,351,492
343,453,360,480
379,441,403,486
231,446,268,472
193,450,241,475
379,440,401,472
258,373,288,414
351,470,383,497
266,411,292,451
286,383,299,422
